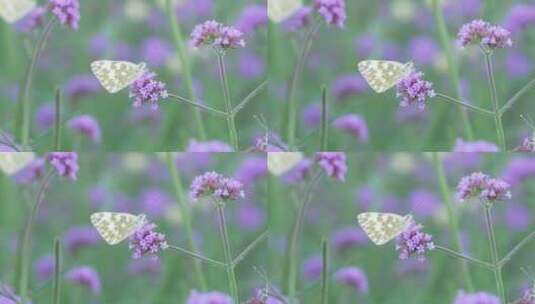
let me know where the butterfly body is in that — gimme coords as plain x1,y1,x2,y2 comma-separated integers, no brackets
0,0,35,23
358,60,413,93
357,212,412,245
90,212,146,245
90,60,146,94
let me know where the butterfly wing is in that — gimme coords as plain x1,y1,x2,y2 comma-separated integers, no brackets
90,212,145,245
0,0,35,23
90,60,146,94
358,60,413,93
357,212,411,245
268,0,303,23
0,152,35,175
267,152,303,176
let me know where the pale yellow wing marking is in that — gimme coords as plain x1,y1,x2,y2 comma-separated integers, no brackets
0,0,36,23
357,212,412,245
90,212,146,245
90,60,146,93
358,60,413,93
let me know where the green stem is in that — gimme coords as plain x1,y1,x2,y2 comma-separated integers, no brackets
165,0,206,140
320,86,328,151
320,237,329,304
53,87,62,150
167,93,228,117
15,18,56,145
164,153,207,289
431,153,474,291
216,53,239,150
434,245,494,271
499,77,535,115
435,93,494,116
483,52,506,151
53,238,61,304
18,170,54,300
231,80,268,116
286,20,321,149
216,203,239,302
167,245,226,268
232,230,269,267
483,204,506,303
499,229,535,267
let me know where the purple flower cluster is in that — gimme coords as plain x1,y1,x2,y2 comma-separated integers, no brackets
453,290,500,304
457,19,512,50
63,226,100,254
186,290,233,304
314,0,346,28
314,152,347,182
66,266,101,295
67,115,101,143
516,285,535,304
47,152,79,181
334,266,369,293
456,172,511,203
14,158,45,184
190,20,245,51
396,72,435,110
48,0,80,30
332,114,369,143
190,171,244,201
395,221,434,261
284,7,313,31
15,6,46,32
0,284,25,304
128,223,168,259
129,72,168,110
186,139,234,152
452,138,499,152
518,136,535,152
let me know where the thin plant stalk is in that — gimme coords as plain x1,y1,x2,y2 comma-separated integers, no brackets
15,18,56,145
165,153,207,289
53,238,62,304
434,245,494,270
499,77,535,115
168,93,228,117
320,237,329,304
499,229,535,267
17,170,55,300
434,93,494,116
431,153,474,291
216,53,239,150
286,20,322,149
483,204,506,303
232,230,269,267
231,80,268,115
483,52,506,150
53,87,62,150
165,0,206,140
167,245,226,268
320,86,328,151
216,203,239,302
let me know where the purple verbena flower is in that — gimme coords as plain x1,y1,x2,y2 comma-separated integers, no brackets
314,0,346,28
67,115,101,143
457,19,512,50
482,25,513,49
35,103,55,130
284,6,313,31
186,290,233,304
332,227,367,252
332,114,369,143
314,152,347,182
64,74,101,101
333,266,369,293
186,139,234,152
235,4,268,34
47,152,79,181
283,159,313,184
517,136,535,152
516,284,535,304
452,138,499,152
190,171,224,200
214,177,245,201
395,221,434,261
48,0,80,30
126,258,161,276
215,25,246,49
35,255,54,281
456,172,511,203
453,290,500,304
140,37,173,68
15,6,46,32
191,20,245,51
129,72,168,110
14,158,45,184
128,222,168,259
480,178,511,201
63,226,100,254
302,255,322,280
396,71,435,110
331,74,368,101
66,266,101,295
503,4,535,34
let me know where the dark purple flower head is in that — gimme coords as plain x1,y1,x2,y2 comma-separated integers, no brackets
395,221,434,261
215,25,246,50
214,177,245,201
35,255,54,281
480,178,511,202
302,103,321,128
332,227,367,252
234,157,267,185
314,0,346,28
235,4,268,34
190,20,245,51
452,138,499,152
190,20,221,48
302,255,322,280
49,0,80,30
67,115,101,143
129,222,168,259
284,6,313,31
283,159,313,184
186,139,234,152
482,25,513,49
64,226,100,254
503,4,535,34
457,19,512,50
334,266,369,293
35,103,55,130
129,72,168,110
453,290,500,304
456,172,511,203
396,71,435,110
315,152,347,182
15,6,46,32
64,74,101,100
502,158,535,187
190,171,224,199
332,114,369,143
186,290,233,304
66,266,101,295
331,74,368,101
47,152,79,181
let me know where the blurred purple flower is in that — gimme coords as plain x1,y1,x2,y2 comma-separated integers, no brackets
14,158,45,184
140,37,173,68
396,258,430,276
15,6,46,32
47,152,79,181
126,258,161,276
0,284,25,304
456,172,511,203
506,51,532,78
408,189,440,218
185,139,233,152
88,34,110,58
216,25,246,50
234,157,267,185
238,51,265,79
64,74,101,100
129,72,168,110
483,25,513,49
66,266,101,295
128,107,162,125
35,255,54,281
283,159,313,184
49,0,80,30
314,0,346,28
516,285,535,304
408,36,439,65
517,136,535,152
396,71,435,110
190,171,244,201
457,20,512,49
176,0,214,20
481,178,511,202
63,226,99,254
355,34,376,58
502,157,535,186
139,187,172,218
115,42,136,61
284,6,313,31
235,5,267,34
505,203,531,231
190,20,245,50
302,255,322,280
334,266,369,293
444,0,481,20
332,227,367,252
215,177,245,201
302,103,321,128
88,185,106,210
395,221,434,261
35,103,55,129
503,4,535,34
315,152,347,182
67,115,102,143
186,290,232,304
453,290,500,304
331,74,367,101
452,138,499,152
129,222,168,259
236,202,265,230
332,114,369,143
355,185,375,210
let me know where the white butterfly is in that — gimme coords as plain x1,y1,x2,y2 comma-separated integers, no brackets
0,152,35,175
0,0,35,23
90,60,146,94
90,212,146,245
358,60,414,93
267,0,303,23
267,152,303,176
357,212,412,245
